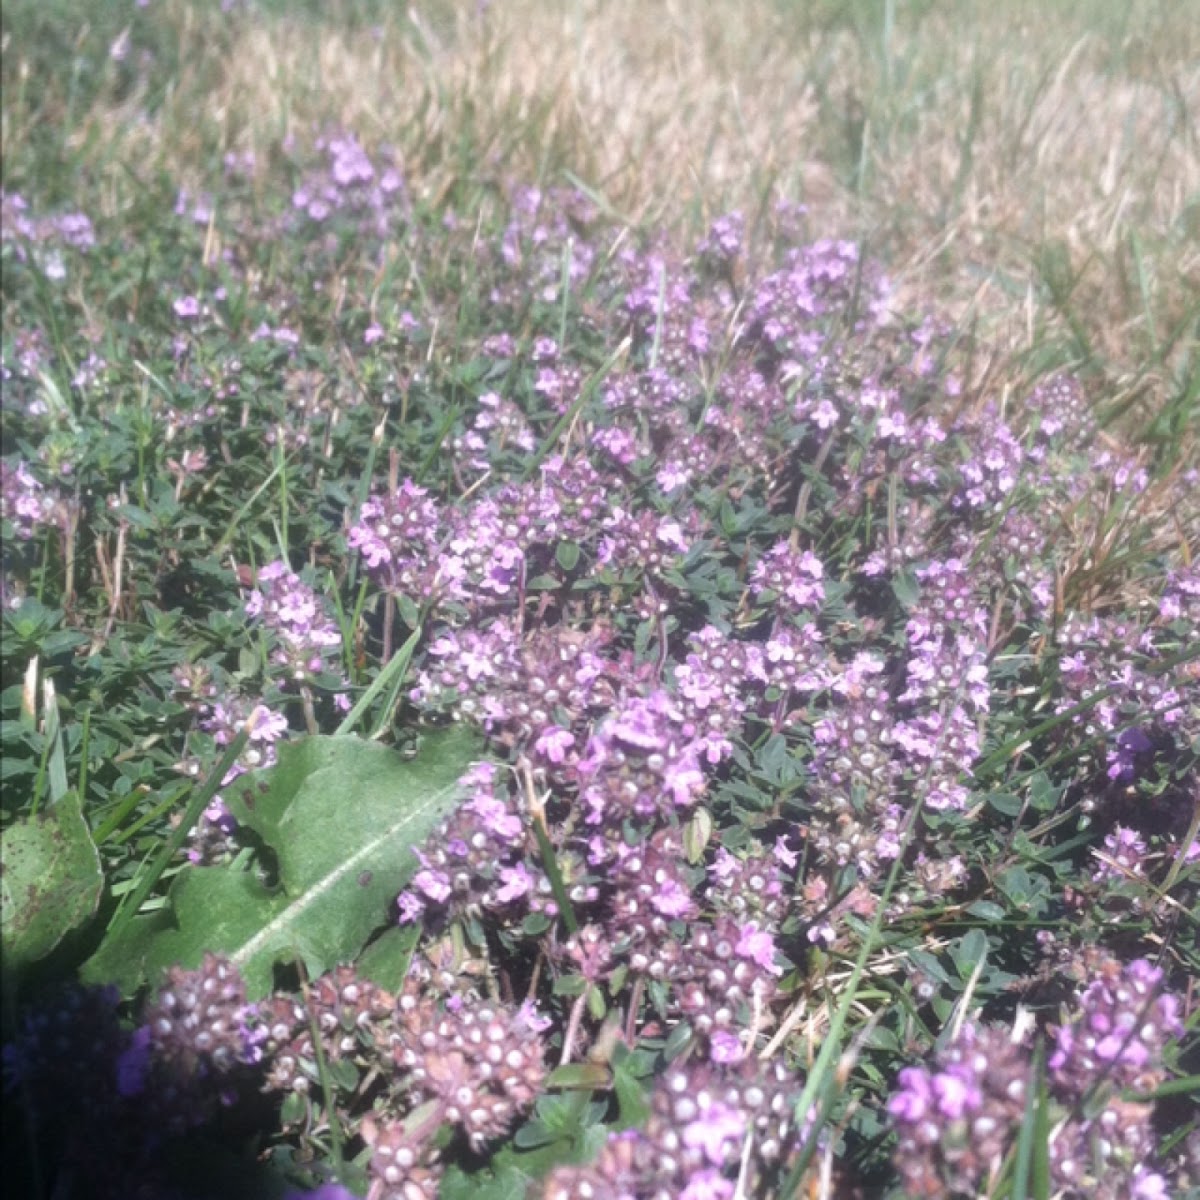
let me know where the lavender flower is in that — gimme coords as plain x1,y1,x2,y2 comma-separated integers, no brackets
540,1060,811,1199
890,954,1186,1198
1,459,67,540
245,560,343,681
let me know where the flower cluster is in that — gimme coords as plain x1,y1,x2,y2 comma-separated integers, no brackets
490,185,599,310
118,952,262,1133
670,625,770,763
257,958,549,1200
396,761,534,925
290,130,407,237
1,189,95,279
749,540,826,615
747,238,889,360
245,559,344,682
453,390,536,476
889,1021,1031,1197
348,479,444,601
390,991,548,1152
1,961,259,1198
411,618,618,747
540,1059,812,1200
574,690,708,827
1054,608,1198,795
890,954,1185,1198
1,458,68,540
172,677,290,863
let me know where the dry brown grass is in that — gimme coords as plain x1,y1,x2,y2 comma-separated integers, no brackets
8,0,1199,411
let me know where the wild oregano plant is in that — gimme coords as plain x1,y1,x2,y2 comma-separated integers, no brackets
1,90,1197,1200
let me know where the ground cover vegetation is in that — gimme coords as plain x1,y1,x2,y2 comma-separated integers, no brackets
1,1,1198,1198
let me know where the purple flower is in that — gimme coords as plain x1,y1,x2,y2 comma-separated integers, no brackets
681,1100,745,1166
650,877,695,919
710,848,739,882
413,867,451,904
773,836,798,868
931,1067,981,1119
534,725,575,764
495,862,534,904
697,210,745,264
1131,1168,1170,1198
709,1030,744,1065
887,1066,933,1122
662,751,705,807
115,1025,153,1098
608,696,669,751
1048,956,1183,1093
735,921,782,976
750,541,825,612
1093,824,1147,881
516,1000,554,1034
680,1171,735,1200
811,398,839,429
173,295,201,319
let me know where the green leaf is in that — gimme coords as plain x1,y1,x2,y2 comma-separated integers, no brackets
545,1062,610,1091
612,1050,652,1130
555,541,581,571
441,1124,608,1200
83,729,481,997
357,924,421,992
440,1159,546,1200
908,948,952,986
512,1119,561,1150
950,929,989,980
996,865,1049,915
891,567,920,610
986,791,1024,817
1028,771,1061,813
1,791,103,973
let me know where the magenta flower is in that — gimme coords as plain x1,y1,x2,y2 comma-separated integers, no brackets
680,1171,734,1200
735,921,782,976
681,1100,745,1166
412,868,451,904
534,726,575,764
495,863,534,904
650,877,695,919
709,1030,744,1065
888,1066,933,1122
930,1067,980,1119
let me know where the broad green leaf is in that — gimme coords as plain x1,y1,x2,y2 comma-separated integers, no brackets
83,729,480,997
1,791,103,973
357,923,422,992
